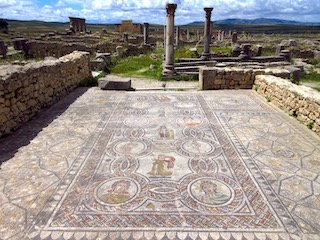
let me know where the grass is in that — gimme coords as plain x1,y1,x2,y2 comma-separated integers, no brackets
299,71,320,92
110,50,163,79
300,71,320,82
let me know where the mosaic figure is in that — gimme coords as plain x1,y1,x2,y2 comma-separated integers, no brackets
148,155,175,176
198,180,230,205
100,180,131,204
183,117,200,127
159,125,174,140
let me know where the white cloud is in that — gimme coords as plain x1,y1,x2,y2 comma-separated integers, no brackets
0,0,319,24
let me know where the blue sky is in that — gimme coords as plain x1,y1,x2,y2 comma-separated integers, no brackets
0,0,319,24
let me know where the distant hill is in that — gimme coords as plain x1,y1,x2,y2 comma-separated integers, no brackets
189,18,320,26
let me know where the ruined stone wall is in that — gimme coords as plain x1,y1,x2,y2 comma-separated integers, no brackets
254,75,320,133
291,49,315,59
199,66,290,90
25,40,117,58
0,51,92,137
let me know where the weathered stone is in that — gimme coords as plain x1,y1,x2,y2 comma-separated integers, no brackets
0,51,91,138
254,75,320,133
98,78,133,91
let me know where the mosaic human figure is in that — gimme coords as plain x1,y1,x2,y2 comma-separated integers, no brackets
100,180,131,204
159,125,174,140
148,155,175,176
183,117,200,127
199,180,230,205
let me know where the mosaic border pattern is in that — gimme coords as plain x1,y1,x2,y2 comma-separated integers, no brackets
27,92,302,239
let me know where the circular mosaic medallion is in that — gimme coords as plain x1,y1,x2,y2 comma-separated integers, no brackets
174,101,196,108
182,140,213,154
176,116,203,128
95,178,139,205
218,97,243,106
123,116,149,127
106,138,153,158
175,137,221,158
180,173,244,214
189,178,233,206
131,101,152,109
84,174,148,212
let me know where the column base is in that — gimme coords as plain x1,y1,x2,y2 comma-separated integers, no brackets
200,53,211,60
162,64,176,78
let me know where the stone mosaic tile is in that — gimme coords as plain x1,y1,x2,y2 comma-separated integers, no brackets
26,91,306,239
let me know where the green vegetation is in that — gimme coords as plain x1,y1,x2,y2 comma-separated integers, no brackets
0,50,26,63
300,71,320,92
110,50,163,79
307,122,314,130
300,71,320,82
266,97,272,102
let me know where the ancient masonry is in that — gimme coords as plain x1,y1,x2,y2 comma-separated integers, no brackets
199,66,291,90
0,51,92,137
114,20,142,34
255,75,320,132
69,17,86,33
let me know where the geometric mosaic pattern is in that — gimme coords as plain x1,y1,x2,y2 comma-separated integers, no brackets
27,92,303,239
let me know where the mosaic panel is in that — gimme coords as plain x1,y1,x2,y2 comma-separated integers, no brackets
28,92,300,239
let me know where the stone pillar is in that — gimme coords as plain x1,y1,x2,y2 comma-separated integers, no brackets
197,30,200,41
186,29,190,41
123,33,128,42
232,32,238,44
275,45,285,56
143,23,149,44
221,30,225,41
201,7,213,60
217,30,220,41
175,26,180,45
163,25,166,59
162,3,177,78
257,45,263,56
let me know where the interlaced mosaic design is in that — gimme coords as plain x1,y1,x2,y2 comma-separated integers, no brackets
28,92,299,239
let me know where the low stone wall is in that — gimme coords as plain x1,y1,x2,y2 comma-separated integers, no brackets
0,51,92,137
199,66,290,90
254,75,320,133
25,40,118,58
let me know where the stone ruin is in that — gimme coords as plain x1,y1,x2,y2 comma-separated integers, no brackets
114,20,142,34
69,17,86,34
161,3,307,85
0,40,7,57
0,19,8,34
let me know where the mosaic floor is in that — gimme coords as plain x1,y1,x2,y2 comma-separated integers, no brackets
0,88,319,240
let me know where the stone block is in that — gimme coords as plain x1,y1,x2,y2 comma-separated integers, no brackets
98,77,133,91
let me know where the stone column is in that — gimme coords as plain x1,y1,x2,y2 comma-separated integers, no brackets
175,26,180,45
163,25,166,59
221,30,225,41
232,32,238,44
143,23,149,44
162,3,177,78
186,29,190,41
123,33,128,42
201,7,213,60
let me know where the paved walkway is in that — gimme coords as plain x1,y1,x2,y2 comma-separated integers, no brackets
0,85,319,240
